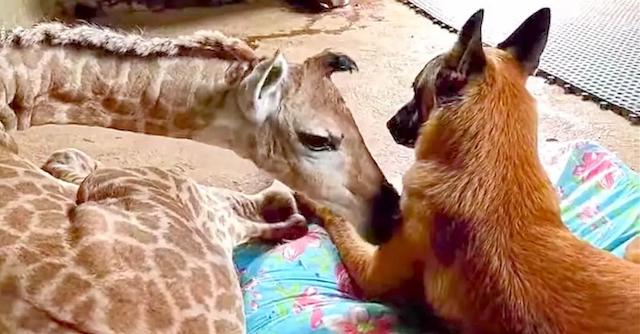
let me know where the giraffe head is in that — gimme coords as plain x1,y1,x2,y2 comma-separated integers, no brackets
198,50,400,244
0,23,399,244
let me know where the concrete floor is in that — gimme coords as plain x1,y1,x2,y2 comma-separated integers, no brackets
6,0,640,194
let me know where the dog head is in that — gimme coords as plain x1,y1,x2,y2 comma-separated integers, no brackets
387,8,551,148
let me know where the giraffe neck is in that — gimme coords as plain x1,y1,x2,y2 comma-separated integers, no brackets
3,45,261,160
196,185,257,250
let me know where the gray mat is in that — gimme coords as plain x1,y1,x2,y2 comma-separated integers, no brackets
400,0,640,124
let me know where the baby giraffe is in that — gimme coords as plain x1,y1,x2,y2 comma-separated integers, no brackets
0,140,307,333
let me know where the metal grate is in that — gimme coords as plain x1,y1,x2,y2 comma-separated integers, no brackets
400,0,640,124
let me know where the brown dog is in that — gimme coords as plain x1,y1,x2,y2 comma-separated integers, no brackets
296,8,640,333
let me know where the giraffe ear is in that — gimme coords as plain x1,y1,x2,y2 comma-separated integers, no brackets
238,50,288,124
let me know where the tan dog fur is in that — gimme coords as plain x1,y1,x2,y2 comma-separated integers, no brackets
296,8,640,334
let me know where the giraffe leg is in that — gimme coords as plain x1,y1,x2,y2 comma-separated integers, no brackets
245,179,309,241
255,180,301,222
246,213,308,241
41,148,101,185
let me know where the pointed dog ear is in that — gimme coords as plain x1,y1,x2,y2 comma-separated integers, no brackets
497,7,551,75
450,9,486,78
435,9,486,104
304,49,359,77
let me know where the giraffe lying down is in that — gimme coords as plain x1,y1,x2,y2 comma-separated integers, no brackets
0,143,308,334
42,147,308,243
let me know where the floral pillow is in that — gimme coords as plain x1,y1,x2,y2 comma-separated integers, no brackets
540,140,639,256
233,140,639,334
233,224,431,333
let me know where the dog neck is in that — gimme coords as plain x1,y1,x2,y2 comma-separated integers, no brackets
410,58,561,225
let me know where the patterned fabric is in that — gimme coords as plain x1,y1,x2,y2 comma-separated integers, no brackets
233,140,640,333
540,140,640,257
234,225,427,333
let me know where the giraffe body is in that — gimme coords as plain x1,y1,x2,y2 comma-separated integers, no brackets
0,139,305,334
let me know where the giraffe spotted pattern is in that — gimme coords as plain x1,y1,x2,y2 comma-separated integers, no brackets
0,137,307,333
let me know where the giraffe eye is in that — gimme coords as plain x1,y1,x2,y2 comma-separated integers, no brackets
296,131,340,152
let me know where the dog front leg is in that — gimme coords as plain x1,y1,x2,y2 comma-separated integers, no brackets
296,193,416,298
